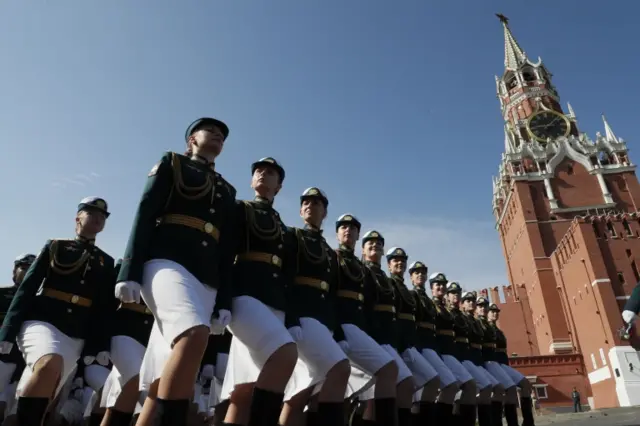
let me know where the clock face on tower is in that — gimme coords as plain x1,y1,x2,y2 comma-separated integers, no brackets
526,110,570,142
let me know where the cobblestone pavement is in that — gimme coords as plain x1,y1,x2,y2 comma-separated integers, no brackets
533,407,640,425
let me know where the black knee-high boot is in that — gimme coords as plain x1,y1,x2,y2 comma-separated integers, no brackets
374,398,397,426
307,410,320,426
107,409,134,426
397,408,411,426
459,404,477,426
89,412,105,426
418,401,435,425
477,404,493,426
247,387,284,426
503,404,518,426
317,402,345,426
490,401,503,426
520,397,535,426
435,402,453,425
153,398,190,426
17,396,49,426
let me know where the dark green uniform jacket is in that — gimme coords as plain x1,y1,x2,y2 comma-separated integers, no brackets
433,297,456,357
449,307,471,361
411,287,438,352
477,316,497,363
286,226,345,341
110,262,154,346
363,261,397,348
118,152,237,311
389,274,417,353
0,238,116,356
492,324,509,365
463,312,485,366
231,197,294,316
334,245,369,331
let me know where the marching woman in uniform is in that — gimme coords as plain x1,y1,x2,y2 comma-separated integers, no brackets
279,189,350,426
355,231,411,426
220,157,298,426
0,254,34,422
407,262,459,426
115,117,237,426
487,304,535,426
459,292,501,426
443,282,482,426
429,273,476,425
0,196,116,425
100,259,154,426
332,215,397,405
385,248,438,426
475,297,519,426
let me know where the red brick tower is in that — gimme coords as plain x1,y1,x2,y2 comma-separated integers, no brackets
491,15,640,408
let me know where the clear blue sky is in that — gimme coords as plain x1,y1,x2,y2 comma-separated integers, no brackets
1,1,637,290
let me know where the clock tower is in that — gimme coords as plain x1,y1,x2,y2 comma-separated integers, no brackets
491,15,640,408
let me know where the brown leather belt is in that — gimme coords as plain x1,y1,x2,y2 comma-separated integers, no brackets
236,252,282,268
120,302,153,315
397,313,415,321
470,343,483,350
159,214,220,242
294,276,329,291
455,337,469,344
337,290,364,301
373,304,396,313
437,329,455,337
42,288,91,307
418,321,435,330
483,342,496,348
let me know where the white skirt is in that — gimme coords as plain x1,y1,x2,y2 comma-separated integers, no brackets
421,348,458,389
484,361,516,389
100,335,146,407
139,259,218,389
357,344,414,401
341,324,392,398
461,360,492,391
16,320,84,398
402,347,438,389
284,317,347,401
500,363,525,385
441,355,473,385
220,296,294,401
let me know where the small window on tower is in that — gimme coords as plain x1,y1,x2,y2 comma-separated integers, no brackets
623,220,633,236
632,261,640,283
607,221,617,237
592,222,600,238
618,272,626,285
522,70,536,82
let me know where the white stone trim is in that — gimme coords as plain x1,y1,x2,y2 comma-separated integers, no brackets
588,365,612,384
592,279,611,287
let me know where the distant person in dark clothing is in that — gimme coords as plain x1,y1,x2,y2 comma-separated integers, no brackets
571,387,581,412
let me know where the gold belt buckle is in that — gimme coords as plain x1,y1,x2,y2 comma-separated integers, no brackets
71,295,79,304
320,281,328,291
204,222,214,234
271,255,282,267
358,293,364,301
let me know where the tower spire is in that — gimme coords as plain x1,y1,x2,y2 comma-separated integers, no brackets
496,14,527,71
602,114,619,143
